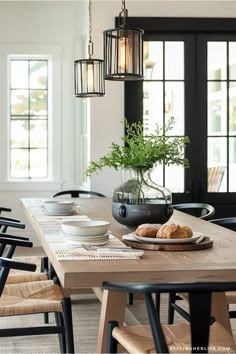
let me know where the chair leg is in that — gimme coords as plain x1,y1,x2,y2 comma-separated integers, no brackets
128,292,133,305
107,321,118,353
155,293,160,314
55,312,66,353
44,312,49,324
62,297,74,353
40,256,48,272
168,292,176,324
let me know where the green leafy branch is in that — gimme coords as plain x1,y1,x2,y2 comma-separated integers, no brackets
84,117,190,176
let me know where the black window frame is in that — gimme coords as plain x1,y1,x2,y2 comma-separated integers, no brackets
121,17,236,217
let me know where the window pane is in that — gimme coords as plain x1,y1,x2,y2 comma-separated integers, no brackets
208,137,227,192
30,89,47,115
229,137,236,192
11,61,28,88
30,61,47,89
165,82,184,135
10,58,49,179
30,121,47,148
229,82,236,134
11,120,29,148
143,41,163,80
208,42,227,80
30,150,47,177
150,164,163,187
165,165,184,193
11,149,28,177
208,82,227,135
229,42,236,80
165,42,184,80
11,90,29,116
143,82,163,133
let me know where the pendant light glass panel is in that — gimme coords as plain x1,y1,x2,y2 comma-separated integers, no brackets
104,27,144,81
74,58,105,97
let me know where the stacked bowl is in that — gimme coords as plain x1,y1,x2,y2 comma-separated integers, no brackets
61,220,110,245
43,200,76,216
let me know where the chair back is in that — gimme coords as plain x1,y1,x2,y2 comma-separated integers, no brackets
210,217,236,231
52,190,105,198
173,203,215,220
103,281,236,354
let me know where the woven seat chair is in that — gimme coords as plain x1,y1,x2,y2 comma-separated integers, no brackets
103,281,236,354
0,218,48,282
0,257,74,353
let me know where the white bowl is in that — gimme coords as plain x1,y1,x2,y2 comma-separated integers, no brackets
43,200,75,211
61,220,110,236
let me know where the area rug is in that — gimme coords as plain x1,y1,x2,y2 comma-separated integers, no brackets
0,295,236,353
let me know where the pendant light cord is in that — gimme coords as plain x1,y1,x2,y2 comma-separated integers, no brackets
119,0,128,27
88,0,93,58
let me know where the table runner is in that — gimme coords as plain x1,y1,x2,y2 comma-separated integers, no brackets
27,202,143,261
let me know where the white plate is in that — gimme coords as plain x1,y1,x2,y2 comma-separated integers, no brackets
43,200,75,211
62,235,110,246
133,232,203,244
43,209,76,216
61,220,110,236
61,231,110,239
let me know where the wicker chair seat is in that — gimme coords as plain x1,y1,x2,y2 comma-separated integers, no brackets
112,322,236,353
7,256,48,284
0,280,63,316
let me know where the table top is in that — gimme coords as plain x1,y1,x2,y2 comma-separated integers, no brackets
21,198,236,290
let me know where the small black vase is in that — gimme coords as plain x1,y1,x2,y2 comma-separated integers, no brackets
112,167,173,226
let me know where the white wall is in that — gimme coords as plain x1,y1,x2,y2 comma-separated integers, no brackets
0,1,86,244
90,0,236,197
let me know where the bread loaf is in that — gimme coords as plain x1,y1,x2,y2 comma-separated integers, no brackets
136,223,161,238
156,224,192,239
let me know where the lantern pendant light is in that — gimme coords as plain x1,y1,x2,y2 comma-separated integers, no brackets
103,0,144,81
74,0,105,97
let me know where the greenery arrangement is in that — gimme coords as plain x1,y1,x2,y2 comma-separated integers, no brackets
84,117,190,176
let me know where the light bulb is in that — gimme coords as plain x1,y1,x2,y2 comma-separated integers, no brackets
118,36,130,73
87,63,94,92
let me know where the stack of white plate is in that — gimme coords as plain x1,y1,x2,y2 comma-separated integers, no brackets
61,220,110,245
43,200,76,216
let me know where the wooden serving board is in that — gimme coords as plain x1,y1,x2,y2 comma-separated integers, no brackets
123,236,213,251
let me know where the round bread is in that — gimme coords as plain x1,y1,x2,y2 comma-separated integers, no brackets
180,225,193,238
136,223,161,238
156,224,190,239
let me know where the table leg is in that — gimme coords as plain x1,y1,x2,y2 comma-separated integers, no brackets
211,292,232,335
96,289,127,353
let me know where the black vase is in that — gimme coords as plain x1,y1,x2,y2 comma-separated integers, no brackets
112,167,173,226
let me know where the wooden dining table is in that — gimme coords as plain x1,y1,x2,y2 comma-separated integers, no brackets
21,197,236,353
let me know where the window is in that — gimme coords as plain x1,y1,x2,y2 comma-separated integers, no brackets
10,58,48,178
124,17,236,216
0,45,62,191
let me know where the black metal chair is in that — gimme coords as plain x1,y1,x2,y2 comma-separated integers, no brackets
0,255,74,353
210,217,236,231
103,281,236,354
52,190,105,198
173,203,215,220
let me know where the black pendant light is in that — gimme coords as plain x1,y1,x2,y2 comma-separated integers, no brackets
103,0,144,81
74,0,105,97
